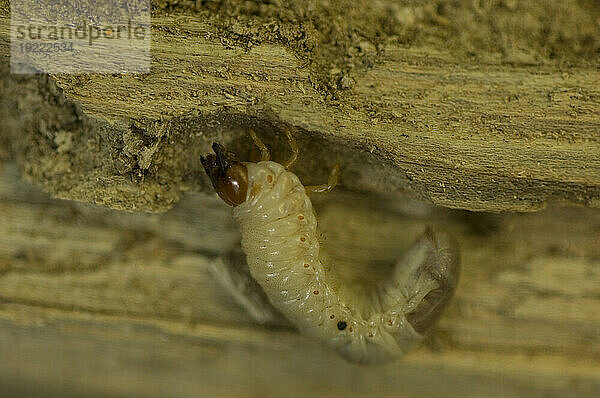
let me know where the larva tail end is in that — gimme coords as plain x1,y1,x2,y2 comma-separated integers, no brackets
406,229,461,334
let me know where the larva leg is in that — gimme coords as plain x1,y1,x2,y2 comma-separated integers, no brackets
249,128,271,161
282,126,300,169
305,164,340,194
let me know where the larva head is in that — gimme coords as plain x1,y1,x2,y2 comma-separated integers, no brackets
201,143,248,206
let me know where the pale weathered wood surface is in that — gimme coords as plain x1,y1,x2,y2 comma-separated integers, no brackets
1,1,600,396
0,1,599,212
1,164,599,397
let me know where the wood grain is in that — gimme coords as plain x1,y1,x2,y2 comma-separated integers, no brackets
1,1,599,396
1,5,599,212
1,164,599,397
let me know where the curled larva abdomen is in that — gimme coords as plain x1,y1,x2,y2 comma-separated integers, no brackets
201,137,460,364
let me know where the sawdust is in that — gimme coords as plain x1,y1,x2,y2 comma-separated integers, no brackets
154,0,600,100
1,0,599,212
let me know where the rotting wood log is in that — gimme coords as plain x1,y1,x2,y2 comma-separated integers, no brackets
1,1,600,395
1,1,599,212
0,164,599,397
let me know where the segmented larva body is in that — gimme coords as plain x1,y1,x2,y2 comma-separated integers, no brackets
201,131,460,364
234,161,456,363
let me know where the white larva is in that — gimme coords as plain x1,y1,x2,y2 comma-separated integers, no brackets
201,128,460,364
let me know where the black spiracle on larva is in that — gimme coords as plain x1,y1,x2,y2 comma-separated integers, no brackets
201,127,461,364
